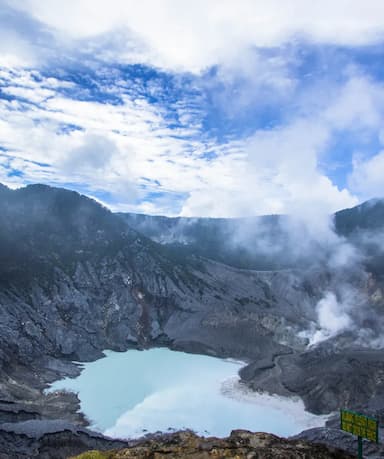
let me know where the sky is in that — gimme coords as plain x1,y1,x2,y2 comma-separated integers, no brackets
0,1,384,217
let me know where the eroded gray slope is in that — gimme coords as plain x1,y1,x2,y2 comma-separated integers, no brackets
1,184,384,457
0,185,321,417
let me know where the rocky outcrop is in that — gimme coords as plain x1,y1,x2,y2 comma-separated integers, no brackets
240,346,384,415
69,430,355,459
0,419,129,459
295,426,384,459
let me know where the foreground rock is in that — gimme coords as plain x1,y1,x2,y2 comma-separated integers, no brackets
70,430,354,459
295,427,384,459
0,419,129,459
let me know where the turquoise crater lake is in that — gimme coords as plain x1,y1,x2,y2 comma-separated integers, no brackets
48,348,326,439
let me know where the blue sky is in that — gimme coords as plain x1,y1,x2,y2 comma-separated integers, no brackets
0,1,384,217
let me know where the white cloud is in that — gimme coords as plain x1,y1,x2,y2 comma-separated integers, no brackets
3,61,384,219
179,74,384,218
7,0,384,72
324,76,384,130
349,151,384,199
0,68,212,206
180,119,358,218
206,49,298,119
60,134,114,172
2,85,56,104
0,21,36,68
1,66,378,217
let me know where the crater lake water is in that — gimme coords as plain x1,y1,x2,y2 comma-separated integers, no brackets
48,348,327,439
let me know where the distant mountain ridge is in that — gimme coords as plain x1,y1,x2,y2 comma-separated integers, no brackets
117,211,288,270
118,198,384,273
334,198,384,234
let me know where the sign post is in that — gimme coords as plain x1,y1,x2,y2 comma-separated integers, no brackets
340,409,379,459
358,435,363,458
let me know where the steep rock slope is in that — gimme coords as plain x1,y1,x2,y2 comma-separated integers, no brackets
0,185,327,417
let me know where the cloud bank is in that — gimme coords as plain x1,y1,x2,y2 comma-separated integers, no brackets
0,0,384,217
6,0,384,72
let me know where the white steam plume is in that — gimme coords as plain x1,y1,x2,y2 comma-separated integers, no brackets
308,292,352,345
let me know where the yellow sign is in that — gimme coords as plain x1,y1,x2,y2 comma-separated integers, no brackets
340,409,379,443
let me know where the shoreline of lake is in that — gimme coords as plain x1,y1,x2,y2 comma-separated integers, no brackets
47,347,328,440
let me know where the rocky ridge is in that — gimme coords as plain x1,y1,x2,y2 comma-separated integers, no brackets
69,430,355,459
0,184,384,457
